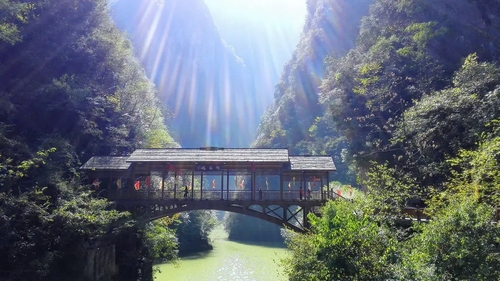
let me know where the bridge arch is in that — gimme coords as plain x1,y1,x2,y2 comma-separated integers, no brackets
116,199,319,233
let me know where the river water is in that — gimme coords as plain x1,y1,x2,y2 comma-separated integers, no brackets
156,226,289,281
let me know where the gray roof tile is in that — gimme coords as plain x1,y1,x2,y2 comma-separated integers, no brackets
80,149,337,172
289,156,336,171
80,156,130,170
127,148,290,163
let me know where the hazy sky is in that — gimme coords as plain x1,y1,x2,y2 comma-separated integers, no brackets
204,0,307,104
204,0,306,27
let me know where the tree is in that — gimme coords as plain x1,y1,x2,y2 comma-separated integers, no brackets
174,211,217,256
400,132,500,280
0,158,130,281
0,0,177,160
282,197,401,281
394,54,500,189
400,196,500,280
320,0,500,178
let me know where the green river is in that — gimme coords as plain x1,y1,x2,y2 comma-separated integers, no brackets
156,226,289,281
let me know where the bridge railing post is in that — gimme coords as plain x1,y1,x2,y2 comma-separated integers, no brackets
279,171,283,201
161,171,165,200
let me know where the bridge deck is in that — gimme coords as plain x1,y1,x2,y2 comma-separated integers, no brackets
108,189,327,201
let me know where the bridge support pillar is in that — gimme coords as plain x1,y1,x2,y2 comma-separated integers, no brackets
279,171,283,200
326,172,330,199
161,171,165,200
174,171,177,199
220,169,224,200
303,207,310,229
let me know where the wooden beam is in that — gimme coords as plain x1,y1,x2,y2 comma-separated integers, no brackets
220,168,224,200
161,170,165,200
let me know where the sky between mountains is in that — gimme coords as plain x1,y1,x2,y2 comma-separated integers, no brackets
110,0,306,147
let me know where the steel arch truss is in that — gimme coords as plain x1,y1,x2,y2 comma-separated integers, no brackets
115,199,324,233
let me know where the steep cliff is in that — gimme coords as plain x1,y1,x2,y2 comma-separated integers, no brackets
253,0,373,151
111,0,254,147
252,0,372,183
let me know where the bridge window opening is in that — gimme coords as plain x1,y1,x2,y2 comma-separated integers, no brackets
192,172,203,200
202,172,224,200
228,171,253,200
282,177,300,201
302,174,324,201
254,174,279,201
162,172,177,199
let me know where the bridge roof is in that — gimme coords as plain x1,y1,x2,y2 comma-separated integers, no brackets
126,148,290,163
80,148,336,172
80,156,130,170
289,156,336,171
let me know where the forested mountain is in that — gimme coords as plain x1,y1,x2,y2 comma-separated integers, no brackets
279,1,500,279
256,0,500,187
0,0,177,280
204,0,307,138
0,0,178,161
320,0,500,188
111,0,255,147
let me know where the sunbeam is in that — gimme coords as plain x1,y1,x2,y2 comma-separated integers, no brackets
111,0,306,147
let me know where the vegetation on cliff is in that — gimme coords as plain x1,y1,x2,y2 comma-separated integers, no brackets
270,0,500,279
283,131,500,280
0,0,178,280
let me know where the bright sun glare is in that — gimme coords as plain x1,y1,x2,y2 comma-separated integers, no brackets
112,0,307,147
204,0,306,23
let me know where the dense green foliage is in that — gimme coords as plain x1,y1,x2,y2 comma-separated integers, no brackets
394,55,500,189
257,0,500,190
174,211,217,256
283,133,500,280
320,0,500,188
284,179,500,280
283,199,400,281
0,0,179,280
0,181,128,280
268,0,500,280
